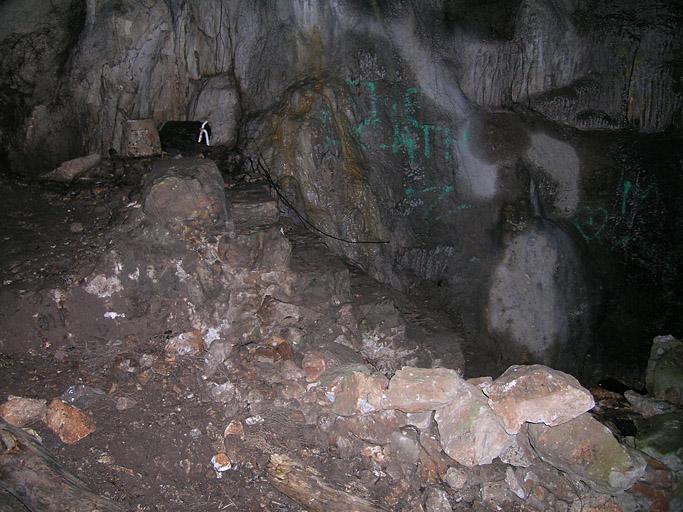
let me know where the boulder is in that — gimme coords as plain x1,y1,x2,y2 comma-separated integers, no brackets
143,158,230,234
528,412,646,494
484,364,595,434
646,335,683,405
434,383,513,467
383,367,468,413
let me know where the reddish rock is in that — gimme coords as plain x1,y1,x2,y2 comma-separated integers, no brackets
0,396,47,427
333,410,404,444
528,412,646,493
165,330,204,356
484,364,595,435
325,368,387,416
302,351,327,382
224,420,244,438
42,153,101,182
383,367,468,413
434,383,513,467
45,399,96,444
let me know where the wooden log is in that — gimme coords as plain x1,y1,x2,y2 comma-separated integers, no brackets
267,453,387,512
0,421,125,512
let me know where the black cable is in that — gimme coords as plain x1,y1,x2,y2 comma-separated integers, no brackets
246,147,389,245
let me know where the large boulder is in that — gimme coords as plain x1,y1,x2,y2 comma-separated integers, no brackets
484,364,595,434
142,158,230,234
528,413,646,494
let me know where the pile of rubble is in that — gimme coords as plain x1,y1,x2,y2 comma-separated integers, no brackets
1,154,681,510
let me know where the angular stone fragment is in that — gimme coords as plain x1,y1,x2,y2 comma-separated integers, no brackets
323,366,387,416
424,486,452,512
332,410,404,444
383,367,467,413
624,390,675,417
484,364,595,434
528,412,646,493
0,396,47,427
646,335,683,405
165,330,204,356
302,351,327,382
434,383,513,467
499,424,537,467
443,467,467,490
45,399,96,444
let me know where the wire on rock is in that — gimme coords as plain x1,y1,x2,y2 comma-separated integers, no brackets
247,152,389,245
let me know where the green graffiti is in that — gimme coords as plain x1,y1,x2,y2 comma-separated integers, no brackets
573,178,660,249
337,79,452,164
572,206,609,241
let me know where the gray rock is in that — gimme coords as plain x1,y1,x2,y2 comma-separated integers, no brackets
443,467,467,491
528,412,646,494
434,382,513,467
634,412,683,471
624,390,676,417
423,486,452,512
189,74,240,148
42,153,101,182
646,335,683,405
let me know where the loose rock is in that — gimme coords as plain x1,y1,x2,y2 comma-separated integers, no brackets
45,399,96,444
484,364,595,434
434,383,513,467
383,367,467,413
0,396,47,427
528,412,646,493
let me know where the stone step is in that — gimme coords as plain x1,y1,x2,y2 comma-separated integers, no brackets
225,183,279,230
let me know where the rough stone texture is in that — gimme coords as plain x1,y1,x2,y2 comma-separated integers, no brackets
41,153,101,182
434,382,513,467
423,486,452,512
487,226,589,374
382,367,467,413
484,364,595,434
498,424,537,468
122,119,161,157
45,399,96,444
634,412,683,472
624,390,676,418
528,412,646,494
0,396,47,427
646,335,683,405
188,74,240,148
143,158,230,234
323,366,387,417
0,0,680,395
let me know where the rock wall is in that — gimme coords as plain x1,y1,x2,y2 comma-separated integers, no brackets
0,0,681,381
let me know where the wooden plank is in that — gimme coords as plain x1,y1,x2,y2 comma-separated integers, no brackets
267,453,387,512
